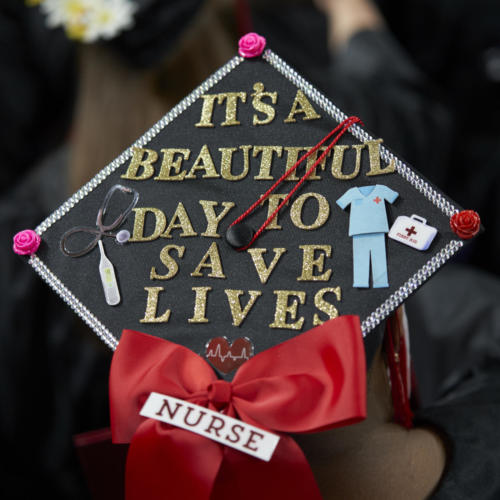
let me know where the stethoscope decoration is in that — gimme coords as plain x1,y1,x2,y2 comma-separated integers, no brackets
60,184,139,306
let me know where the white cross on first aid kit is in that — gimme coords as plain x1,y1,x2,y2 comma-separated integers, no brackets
388,214,438,251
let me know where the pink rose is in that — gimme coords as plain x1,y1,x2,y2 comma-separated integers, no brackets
238,32,266,58
13,229,41,255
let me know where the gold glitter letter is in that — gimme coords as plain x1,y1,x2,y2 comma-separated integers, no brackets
130,207,166,242
263,194,288,230
121,147,157,181
224,290,262,326
195,94,218,128
218,148,244,181
269,290,306,330
297,245,332,281
304,147,330,180
253,146,283,180
191,242,226,278
365,139,396,176
283,147,308,181
330,144,363,180
185,145,220,179
247,248,287,284
251,82,277,126
219,92,247,126
188,287,212,323
150,244,185,280
162,202,197,239
140,287,171,323
313,287,341,326
154,148,191,181
290,192,330,230
199,200,235,238
219,146,252,181
284,90,321,123
283,147,331,181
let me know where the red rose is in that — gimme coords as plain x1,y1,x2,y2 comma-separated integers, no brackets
238,32,266,58
13,229,41,255
450,210,480,239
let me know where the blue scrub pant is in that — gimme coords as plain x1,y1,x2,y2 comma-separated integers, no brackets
352,232,389,288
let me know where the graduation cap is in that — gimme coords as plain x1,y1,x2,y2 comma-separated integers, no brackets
14,32,481,500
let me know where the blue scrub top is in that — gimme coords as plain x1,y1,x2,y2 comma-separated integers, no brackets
336,185,399,236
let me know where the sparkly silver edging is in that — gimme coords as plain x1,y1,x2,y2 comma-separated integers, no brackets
263,49,463,334
34,55,244,237
360,239,464,336
31,55,244,349
30,48,463,347
263,49,458,218
28,255,119,350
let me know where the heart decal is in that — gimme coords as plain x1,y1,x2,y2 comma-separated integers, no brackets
205,337,254,373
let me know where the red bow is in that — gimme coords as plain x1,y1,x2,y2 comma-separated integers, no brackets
109,315,366,500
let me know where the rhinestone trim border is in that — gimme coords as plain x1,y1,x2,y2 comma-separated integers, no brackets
360,240,463,336
28,49,464,348
29,55,244,350
262,49,463,336
34,55,244,236
29,254,119,350
263,49,458,217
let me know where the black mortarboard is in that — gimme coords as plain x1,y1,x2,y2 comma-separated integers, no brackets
13,31,483,499
14,33,480,377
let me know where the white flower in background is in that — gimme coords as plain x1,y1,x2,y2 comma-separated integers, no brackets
85,0,137,42
40,0,89,28
33,0,136,42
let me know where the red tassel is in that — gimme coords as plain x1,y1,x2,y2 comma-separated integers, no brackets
385,314,414,428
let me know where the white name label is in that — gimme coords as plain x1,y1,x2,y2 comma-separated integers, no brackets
140,392,280,461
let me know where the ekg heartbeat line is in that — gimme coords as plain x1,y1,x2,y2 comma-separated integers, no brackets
206,344,251,363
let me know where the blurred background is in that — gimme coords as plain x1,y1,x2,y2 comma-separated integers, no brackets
1,0,500,497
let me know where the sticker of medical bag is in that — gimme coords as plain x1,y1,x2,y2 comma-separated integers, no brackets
388,214,438,251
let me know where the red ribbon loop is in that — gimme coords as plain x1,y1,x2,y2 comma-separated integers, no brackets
109,315,366,500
